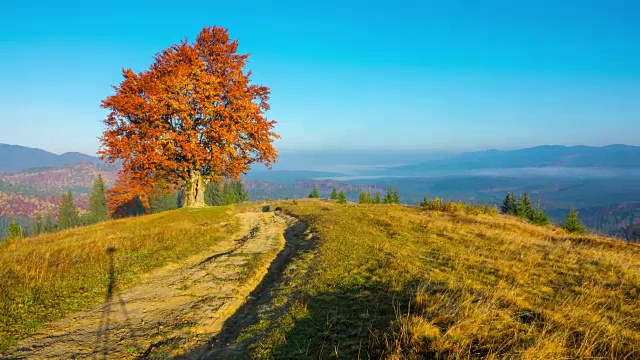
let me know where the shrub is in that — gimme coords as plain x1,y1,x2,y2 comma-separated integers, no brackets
428,197,444,211
443,201,465,213
420,195,498,216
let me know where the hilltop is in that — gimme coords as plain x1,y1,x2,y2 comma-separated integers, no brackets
1,199,638,359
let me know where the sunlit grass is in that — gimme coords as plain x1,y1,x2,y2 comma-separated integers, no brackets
238,199,640,359
0,207,238,352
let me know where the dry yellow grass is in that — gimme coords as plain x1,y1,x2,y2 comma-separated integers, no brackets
0,206,238,352
232,199,640,359
2,200,638,359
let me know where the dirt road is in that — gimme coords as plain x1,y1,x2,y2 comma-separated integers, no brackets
5,210,297,359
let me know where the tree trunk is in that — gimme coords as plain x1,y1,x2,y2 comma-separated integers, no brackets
184,170,207,207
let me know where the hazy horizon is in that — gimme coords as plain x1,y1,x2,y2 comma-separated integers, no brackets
2,141,639,159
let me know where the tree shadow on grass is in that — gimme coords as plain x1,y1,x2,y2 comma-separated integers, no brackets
266,283,416,359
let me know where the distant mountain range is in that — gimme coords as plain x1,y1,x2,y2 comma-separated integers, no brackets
0,144,101,172
391,144,640,173
1,143,639,238
4,143,638,175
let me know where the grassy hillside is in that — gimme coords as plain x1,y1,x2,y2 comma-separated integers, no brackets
231,200,640,359
0,207,238,352
2,200,639,358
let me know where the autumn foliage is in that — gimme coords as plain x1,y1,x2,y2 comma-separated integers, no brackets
100,27,278,208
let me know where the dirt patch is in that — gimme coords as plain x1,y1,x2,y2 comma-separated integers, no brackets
183,217,315,359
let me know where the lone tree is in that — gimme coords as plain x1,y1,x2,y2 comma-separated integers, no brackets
100,27,278,208
564,208,586,234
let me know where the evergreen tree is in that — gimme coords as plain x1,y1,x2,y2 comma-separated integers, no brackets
564,208,586,234
517,193,533,219
309,185,320,199
76,214,87,227
529,207,551,225
87,175,109,224
43,212,56,233
7,219,23,240
392,190,400,204
204,180,249,206
229,181,250,202
222,182,237,205
358,191,372,204
58,191,79,230
420,195,430,208
384,188,396,204
149,189,179,213
204,181,224,206
33,214,44,235
176,189,185,208
330,188,338,200
500,192,517,215
374,192,382,204
337,190,347,204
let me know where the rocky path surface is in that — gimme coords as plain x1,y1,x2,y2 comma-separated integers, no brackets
6,210,296,359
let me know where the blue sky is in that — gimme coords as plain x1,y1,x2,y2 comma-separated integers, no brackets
1,0,639,155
